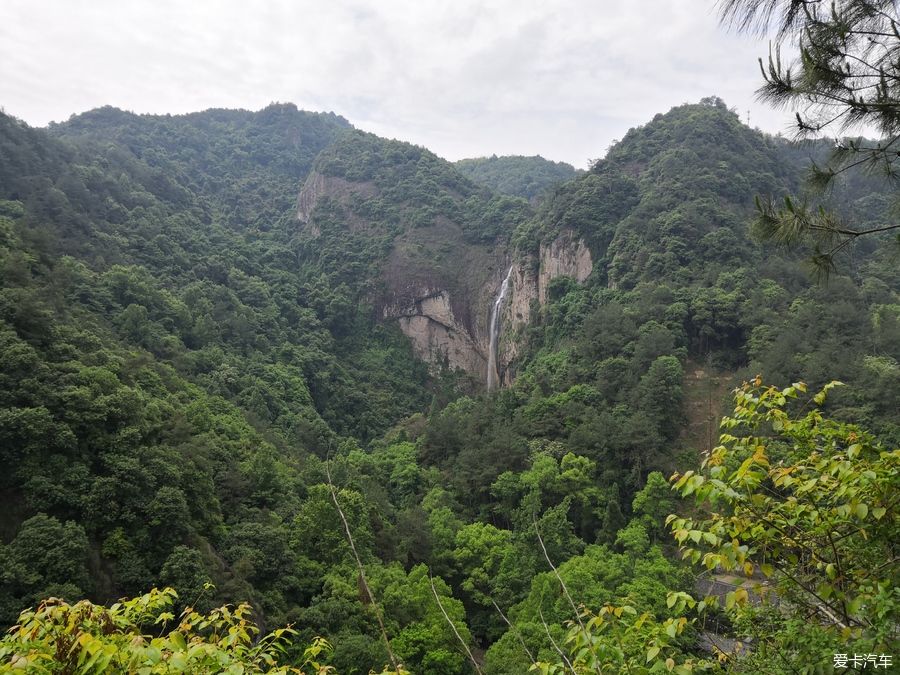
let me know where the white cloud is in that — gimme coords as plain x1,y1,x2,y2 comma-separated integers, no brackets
0,0,797,166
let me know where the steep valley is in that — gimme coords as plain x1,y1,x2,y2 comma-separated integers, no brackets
0,98,897,674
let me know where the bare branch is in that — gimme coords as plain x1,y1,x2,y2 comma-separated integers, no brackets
428,572,483,674
538,603,576,675
533,513,587,636
489,597,536,664
325,460,401,673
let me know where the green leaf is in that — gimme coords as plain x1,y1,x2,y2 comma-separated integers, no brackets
725,591,735,610
155,612,175,624
146,647,162,665
647,646,660,663
169,631,186,651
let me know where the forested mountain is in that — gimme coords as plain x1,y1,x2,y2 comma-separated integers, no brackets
454,155,580,201
0,98,897,673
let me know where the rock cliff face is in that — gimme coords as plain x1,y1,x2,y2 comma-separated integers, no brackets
297,167,504,383
388,290,488,380
374,218,509,382
379,229,593,387
297,170,377,233
385,228,594,386
507,263,539,340
537,230,593,302
496,229,593,384
296,171,326,224
505,229,593,330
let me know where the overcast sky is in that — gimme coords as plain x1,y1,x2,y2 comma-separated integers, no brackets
1,0,796,167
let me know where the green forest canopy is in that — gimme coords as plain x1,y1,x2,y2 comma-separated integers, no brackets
0,97,896,673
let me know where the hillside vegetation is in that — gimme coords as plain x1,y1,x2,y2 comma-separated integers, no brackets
454,155,580,201
0,98,897,673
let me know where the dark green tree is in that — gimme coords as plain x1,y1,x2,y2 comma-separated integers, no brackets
0,515,90,625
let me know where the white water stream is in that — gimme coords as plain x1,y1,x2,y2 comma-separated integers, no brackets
486,266,514,390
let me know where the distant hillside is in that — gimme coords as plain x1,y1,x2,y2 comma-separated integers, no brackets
48,103,351,229
513,97,895,289
455,154,580,200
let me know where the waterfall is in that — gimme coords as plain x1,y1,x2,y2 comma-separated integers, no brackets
487,265,514,391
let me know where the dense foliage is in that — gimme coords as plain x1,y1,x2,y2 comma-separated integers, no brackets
669,378,899,672
5,382,895,673
454,155,580,201
0,97,897,673
0,107,433,630
0,587,334,674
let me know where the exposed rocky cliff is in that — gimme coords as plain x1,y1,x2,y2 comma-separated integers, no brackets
537,230,593,302
296,171,326,224
295,137,510,383
495,229,593,384
375,230,592,386
389,290,488,379
297,170,378,234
